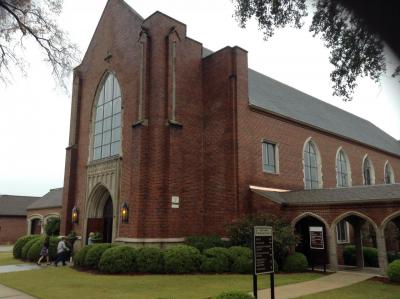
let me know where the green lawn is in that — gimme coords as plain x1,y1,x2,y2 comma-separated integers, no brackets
0,253,24,266
294,279,400,299
0,267,321,299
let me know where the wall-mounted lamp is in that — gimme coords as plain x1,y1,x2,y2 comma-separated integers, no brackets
121,202,129,223
72,206,79,224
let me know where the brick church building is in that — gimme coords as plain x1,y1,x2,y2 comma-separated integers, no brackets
61,0,400,274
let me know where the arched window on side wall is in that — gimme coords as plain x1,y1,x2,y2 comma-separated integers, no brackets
303,139,322,190
362,156,375,185
92,73,122,161
336,148,351,187
384,161,395,184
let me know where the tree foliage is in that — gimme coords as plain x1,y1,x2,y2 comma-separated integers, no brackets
0,0,78,88
233,0,398,101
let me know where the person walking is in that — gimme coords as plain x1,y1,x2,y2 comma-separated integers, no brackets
54,237,69,266
37,236,50,266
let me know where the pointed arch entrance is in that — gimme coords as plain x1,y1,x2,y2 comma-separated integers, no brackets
86,184,115,244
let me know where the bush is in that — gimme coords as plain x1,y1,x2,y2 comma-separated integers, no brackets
44,218,60,236
99,246,137,274
163,245,201,273
84,243,114,269
21,237,40,260
201,247,231,273
214,291,254,299
48,236,60,260
185,235,225,252
388,259,400,282
73,245,93,267
226,214,299,267
137,247,164,273
343,245,378,267
13,235,39,259
228,246,252,274
283,252,308,272
27,238,43,262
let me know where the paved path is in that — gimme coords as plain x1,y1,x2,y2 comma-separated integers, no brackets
257,271,375,299
0,284,35,299
0,246,13,253
0,264,40,274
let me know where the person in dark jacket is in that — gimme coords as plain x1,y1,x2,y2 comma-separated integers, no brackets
37,236,50,266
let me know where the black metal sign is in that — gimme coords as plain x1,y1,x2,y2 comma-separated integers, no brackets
309,226,324,250
253,226,274,274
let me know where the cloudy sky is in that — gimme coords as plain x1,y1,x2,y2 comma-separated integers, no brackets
0,0,399,196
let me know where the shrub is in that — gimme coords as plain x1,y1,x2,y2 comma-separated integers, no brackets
44,218,60,236
21,238,40,260
283,252,308,272
226,214,299,267
214,291,254,299
163,245,201,273
228,246,252,274
201,247,231,273
84,243,114,269
13,235,39,259
185,235,225,252
343,245,378,267
388,259,400,282
99,246,137,274
73,245,93,267
48,236,60,261
137,247,164,273
27,238,43,262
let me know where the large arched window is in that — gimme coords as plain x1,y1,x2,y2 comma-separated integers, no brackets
362,156,375,185
336,148,351,187
92,73,122,160
384,161,395,184
303,139,322,189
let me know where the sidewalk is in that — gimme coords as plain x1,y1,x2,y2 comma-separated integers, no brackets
257,271,375,299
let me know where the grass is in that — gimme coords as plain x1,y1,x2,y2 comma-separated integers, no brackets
293,279,400,299
0,267,321,299
0,253,24,266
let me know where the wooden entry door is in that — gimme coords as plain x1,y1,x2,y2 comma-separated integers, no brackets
87,218,104,244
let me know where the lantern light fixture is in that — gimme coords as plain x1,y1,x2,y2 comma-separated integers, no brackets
72,206,79,224
121,202,129,223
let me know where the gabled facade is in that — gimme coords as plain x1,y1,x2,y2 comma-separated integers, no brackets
61,0,400,274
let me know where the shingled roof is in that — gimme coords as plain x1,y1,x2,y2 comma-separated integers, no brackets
203,47,400,156
27,188,63,210
0,195,40,216
250,184,400,206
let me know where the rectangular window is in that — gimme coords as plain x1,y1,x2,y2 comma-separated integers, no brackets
336,220,349,243
262,141,278,174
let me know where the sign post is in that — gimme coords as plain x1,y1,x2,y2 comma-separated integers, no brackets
253,226,274,299
309,226,326,271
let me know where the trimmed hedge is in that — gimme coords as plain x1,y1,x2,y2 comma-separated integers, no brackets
21,238,40,260
283,252,308,272
201,247,231,273
13,235,39,259
214,291,254,299
163,245,201,273
74,245,93,267
343,245,378,267
99,246,137,274
137,247,164,273
84,243,113,269
228,246,252,274
185,235,225,252
388,259,400,282
27,239,43,262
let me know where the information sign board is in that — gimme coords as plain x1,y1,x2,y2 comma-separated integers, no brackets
253,226,274,275
309,226,324,250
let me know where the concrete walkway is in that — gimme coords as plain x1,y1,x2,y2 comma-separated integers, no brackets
0,246,13,253
257,271,375,299
0,264,40,274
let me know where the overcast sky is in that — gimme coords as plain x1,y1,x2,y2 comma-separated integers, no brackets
0,0,399,196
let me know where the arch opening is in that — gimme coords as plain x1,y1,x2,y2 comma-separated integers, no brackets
86,184,114,244
383,212,400,264
294,215,329,269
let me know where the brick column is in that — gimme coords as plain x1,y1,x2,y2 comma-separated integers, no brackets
328,226,338,271
376,227,388,275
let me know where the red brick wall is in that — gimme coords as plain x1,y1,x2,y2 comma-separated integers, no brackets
0,216,26,244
